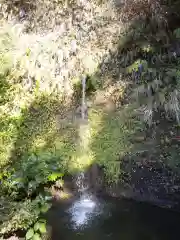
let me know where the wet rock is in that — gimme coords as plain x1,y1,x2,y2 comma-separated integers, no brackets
102,158,180,211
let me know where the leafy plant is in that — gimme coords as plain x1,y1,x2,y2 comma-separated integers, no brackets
0,198,41,235
0,151,61,238
1,152,64,197
26,228,35,240
47,172,64,182
26,219,47,240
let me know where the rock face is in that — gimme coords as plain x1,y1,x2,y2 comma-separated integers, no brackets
99,115,180,211
0,0,124,99
61,155,180,211
104,159,180,211
49,153,180,216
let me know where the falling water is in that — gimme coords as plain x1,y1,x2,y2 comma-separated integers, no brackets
77,75,89,192
81,75,87,120
67,76,101,229
67,191,102,229
75,172,88,192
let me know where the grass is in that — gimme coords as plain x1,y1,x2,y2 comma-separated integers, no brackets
89,104,144,181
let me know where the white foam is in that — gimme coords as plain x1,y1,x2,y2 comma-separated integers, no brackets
67,193,100,229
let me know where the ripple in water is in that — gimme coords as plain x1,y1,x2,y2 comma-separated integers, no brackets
67,192,103,229
68,170,104,229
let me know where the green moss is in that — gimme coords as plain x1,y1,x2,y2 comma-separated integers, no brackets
89,104,143,181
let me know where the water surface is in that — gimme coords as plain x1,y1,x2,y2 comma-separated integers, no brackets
47,192,180,240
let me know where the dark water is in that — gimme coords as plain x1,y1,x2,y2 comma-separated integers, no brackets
47,191,180,240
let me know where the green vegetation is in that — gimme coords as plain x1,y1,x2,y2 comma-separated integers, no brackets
89,104,143,181
122,23,180,124
0,20,142,238
1,0,180,238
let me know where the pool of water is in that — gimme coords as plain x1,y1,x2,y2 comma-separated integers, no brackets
47,191,180,240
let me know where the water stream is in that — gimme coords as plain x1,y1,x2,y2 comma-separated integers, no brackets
67,75,98,229
81,75,87,120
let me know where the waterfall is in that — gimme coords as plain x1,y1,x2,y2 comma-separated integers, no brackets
74,76,89,192
67,76,102,229
76,75,89,193
81,75,87,120
75,172,88,192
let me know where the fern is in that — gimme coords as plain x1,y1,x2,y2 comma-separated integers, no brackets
125,25,180,124
130,60,180,124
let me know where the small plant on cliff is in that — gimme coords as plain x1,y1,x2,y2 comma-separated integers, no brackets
125,29,180,124
118,0,180,124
